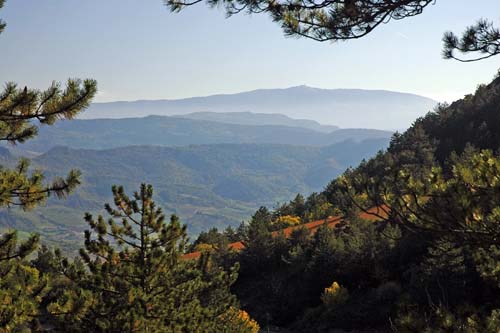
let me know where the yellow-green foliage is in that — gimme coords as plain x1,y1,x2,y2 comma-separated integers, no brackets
0,232,45,332
321,281,349,308
219,307,260,333
274,215,301,227
194,243,215,253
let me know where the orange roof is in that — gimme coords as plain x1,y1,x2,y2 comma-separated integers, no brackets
229,241,245,250
182,251,204,260
182,207,387,260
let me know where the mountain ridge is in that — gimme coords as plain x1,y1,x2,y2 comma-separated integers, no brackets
85,86,437,129
96,85,433,103
176,111,339,133
8,115,392,154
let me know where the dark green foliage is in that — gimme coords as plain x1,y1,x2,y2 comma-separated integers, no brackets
273,194,306,220
239,207,275,271
0,80,97,145
0,158,81,209
0,231,46,331
274,192,335,223
225,76,500,331
0,80,96,209
223,225,242,242
232,151,500,330
187,225,244,253
189,227,231,253
230,216,402,329
64,184,240,332
417,78,500,164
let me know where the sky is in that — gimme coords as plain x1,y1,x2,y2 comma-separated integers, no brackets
0,0,499,103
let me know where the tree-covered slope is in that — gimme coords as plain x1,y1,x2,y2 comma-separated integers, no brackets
221,75,500,332
324,74,500,207
178,111,339,133
9,115,392,154
0,139,389,252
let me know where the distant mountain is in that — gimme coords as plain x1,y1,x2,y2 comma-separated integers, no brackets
11,116,392,154
83,86,437,130
178,112,339,133
1,140,389,252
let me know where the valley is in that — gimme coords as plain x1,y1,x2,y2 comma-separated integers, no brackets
1,138,389,252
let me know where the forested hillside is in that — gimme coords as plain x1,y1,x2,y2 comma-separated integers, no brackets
190,75,500,332
6,115,391,154
178,111,340,132
1,139,388,252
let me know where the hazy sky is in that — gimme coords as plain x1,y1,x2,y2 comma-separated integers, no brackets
1,0,499,103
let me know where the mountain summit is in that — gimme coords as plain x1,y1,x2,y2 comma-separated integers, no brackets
84,86,437,130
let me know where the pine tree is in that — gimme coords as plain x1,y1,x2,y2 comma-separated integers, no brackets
0,79,96,208
0,5,96,330
240,207,274,272
291,193,306,218
55,184,244,332
0,1,97,209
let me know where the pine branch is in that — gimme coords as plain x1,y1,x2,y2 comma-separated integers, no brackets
0,159,82,209
0,79,97,143
165,0,435,42
443,19,500,62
